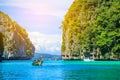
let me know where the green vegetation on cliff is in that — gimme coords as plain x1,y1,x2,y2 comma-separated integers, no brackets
0,11,35,60
61,0,120,60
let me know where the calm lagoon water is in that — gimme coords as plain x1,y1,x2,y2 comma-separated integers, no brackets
0,60,120,80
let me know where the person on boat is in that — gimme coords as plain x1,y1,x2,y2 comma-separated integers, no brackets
32,56,43,66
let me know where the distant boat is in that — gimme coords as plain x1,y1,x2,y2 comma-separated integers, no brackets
83,58,94,62
55,57,59,61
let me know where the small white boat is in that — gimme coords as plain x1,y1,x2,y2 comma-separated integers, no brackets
83,58,94,62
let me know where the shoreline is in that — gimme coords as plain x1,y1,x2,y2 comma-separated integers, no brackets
62,59,120,61
1,60,120,61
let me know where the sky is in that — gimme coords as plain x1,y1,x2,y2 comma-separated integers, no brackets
0,0,74,55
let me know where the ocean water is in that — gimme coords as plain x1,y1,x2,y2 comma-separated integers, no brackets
0,60,120,80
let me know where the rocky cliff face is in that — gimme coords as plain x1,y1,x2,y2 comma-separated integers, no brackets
0,11,35,60
61,0,120,60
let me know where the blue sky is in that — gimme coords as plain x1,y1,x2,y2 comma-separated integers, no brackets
0,0,74,55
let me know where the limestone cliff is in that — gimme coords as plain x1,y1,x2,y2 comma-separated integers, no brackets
61,0,120,60
0,11,35,60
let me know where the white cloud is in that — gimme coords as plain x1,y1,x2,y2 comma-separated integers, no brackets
28,32,62,54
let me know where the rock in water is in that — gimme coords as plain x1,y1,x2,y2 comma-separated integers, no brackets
0,11,35,60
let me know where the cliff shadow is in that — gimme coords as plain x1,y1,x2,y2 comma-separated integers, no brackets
0,32,4,60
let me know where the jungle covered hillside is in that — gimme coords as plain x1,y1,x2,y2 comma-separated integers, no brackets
61,0,120,60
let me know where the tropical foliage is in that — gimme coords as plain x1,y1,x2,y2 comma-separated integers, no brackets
62,0,120,60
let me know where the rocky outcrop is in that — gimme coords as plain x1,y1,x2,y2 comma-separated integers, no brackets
61,0,120,60
0,11,35,60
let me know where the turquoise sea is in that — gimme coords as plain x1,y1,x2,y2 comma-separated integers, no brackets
0,60,120,80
